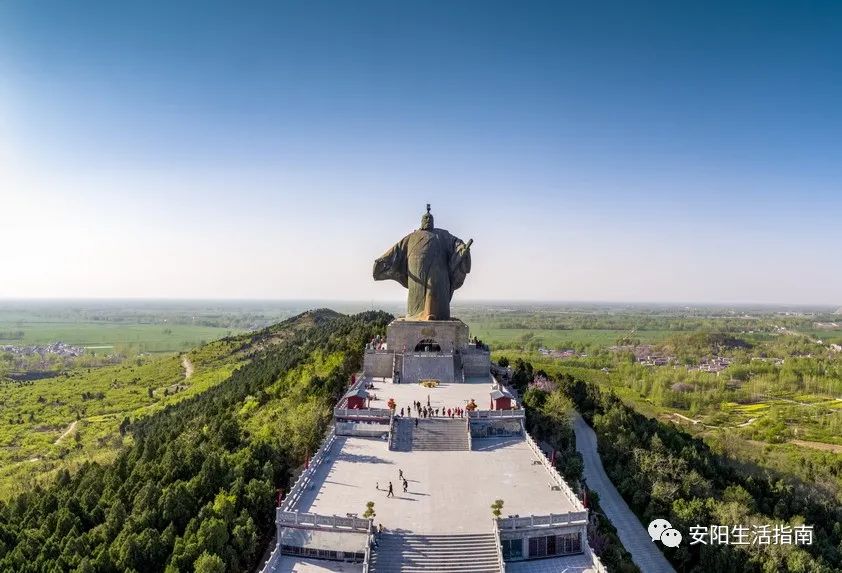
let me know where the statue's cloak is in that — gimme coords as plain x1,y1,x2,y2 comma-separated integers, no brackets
373,228,470,321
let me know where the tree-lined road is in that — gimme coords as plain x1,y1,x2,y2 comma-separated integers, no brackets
573,412,676,573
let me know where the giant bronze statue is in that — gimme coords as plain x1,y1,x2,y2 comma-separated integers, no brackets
373,205,472,321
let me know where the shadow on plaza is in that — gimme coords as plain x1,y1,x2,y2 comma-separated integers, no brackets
336,451,394,465
470,436,524,451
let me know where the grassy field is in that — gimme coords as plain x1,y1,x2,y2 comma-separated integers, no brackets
465,325,674,348
0,320,235,353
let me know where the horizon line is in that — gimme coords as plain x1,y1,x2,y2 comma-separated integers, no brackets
0,297,838,309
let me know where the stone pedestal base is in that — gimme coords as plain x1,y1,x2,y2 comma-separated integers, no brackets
386,319,469,354
363,318,489,384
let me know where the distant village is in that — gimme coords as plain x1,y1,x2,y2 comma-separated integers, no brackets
0,341,88,358
539,344,735,373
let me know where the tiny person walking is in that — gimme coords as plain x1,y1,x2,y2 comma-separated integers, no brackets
387,482,394,498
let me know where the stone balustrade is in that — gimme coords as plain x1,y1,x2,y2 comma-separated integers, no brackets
276,509,372,531
497,512,588,530
468,409,525,419
333,407,393,420
280,428,337,512
492,518,507,573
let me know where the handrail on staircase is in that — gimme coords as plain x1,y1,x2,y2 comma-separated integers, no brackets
362,519,375,573
492,518,506,573
387,409,396,449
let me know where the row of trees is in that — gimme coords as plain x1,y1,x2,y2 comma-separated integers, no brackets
0,309,391,572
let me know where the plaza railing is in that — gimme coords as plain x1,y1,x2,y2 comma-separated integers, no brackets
465,415,472,450
333,407,392,420
280,427,337,512
468,409,525,419
523,431,585,512
496,512,589,530
276,509,372,531
361,524,376,573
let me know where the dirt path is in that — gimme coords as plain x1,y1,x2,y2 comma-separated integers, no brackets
670,413,757,429
54,420,77,445
182,355,194,379
789,439,842,454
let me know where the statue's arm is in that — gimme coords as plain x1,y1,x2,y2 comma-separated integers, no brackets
372,238,409,288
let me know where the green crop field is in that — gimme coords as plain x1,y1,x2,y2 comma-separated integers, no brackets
465,325,674,348
0,320,236,353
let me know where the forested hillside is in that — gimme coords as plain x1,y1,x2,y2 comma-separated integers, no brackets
0,309,391,572
507,359,842,573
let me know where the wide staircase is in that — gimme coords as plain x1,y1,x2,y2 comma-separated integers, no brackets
411,418,469,451
370,533,501,573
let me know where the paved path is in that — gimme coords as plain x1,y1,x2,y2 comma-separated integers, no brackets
572,412,675,573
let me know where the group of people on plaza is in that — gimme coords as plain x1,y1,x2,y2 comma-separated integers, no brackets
397,400,469,419
376,468,410,499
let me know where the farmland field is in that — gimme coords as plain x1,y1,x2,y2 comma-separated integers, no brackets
0,320,234,353
466,325,674,348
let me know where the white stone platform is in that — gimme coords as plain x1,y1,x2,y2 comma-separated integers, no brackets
364,376,493,414
293,434,578,534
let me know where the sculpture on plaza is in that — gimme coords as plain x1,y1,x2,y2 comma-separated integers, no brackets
373,205,472,321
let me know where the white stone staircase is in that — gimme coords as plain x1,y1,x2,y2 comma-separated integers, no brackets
411,418,469,451
370,533,501,573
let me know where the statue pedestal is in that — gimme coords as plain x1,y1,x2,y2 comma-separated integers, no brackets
386,319,470,353
362,319,488,384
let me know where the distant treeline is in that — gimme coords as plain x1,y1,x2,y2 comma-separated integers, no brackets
492,315,801,333
0,331,24,341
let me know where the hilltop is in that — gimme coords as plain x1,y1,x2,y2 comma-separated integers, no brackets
0,308,391,572
0,308,359,499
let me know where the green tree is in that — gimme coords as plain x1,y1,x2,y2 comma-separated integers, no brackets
194,552,225,573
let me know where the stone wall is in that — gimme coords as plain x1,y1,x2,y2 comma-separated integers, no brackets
470,418,524,438
335,421,390,438
363,351,394,378
386,319,469,353
401,353,457,384
462,348,491,377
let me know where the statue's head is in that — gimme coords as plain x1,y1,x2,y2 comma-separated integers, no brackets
420,203,434,230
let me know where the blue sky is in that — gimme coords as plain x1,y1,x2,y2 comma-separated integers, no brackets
1,1,840,304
